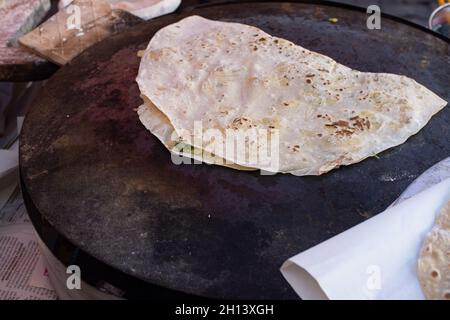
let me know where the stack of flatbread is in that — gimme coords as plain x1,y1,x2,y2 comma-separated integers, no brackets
136,16,447,176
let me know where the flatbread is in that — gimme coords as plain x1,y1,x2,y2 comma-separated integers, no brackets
417,200,450,300
137,101,255,171
136,16,447,175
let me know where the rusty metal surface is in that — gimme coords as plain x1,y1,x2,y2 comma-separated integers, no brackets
20,1,449,299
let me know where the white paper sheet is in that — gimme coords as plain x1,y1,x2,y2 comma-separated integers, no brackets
280,178,450,300
59,0,181,20
112,0,181,20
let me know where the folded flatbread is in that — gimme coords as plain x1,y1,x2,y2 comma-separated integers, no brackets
136,16,447,175
137,101,255,170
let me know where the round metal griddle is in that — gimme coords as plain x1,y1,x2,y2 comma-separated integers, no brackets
19,1,449,299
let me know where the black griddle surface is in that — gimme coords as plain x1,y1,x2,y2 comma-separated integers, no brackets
20,1,449,299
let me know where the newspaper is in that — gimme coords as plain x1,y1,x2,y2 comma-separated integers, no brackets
0,85,58,299
0,189,28,225
0,161,57,300
0,221,57,300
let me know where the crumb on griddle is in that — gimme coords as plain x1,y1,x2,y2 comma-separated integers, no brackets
328,18,339,24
